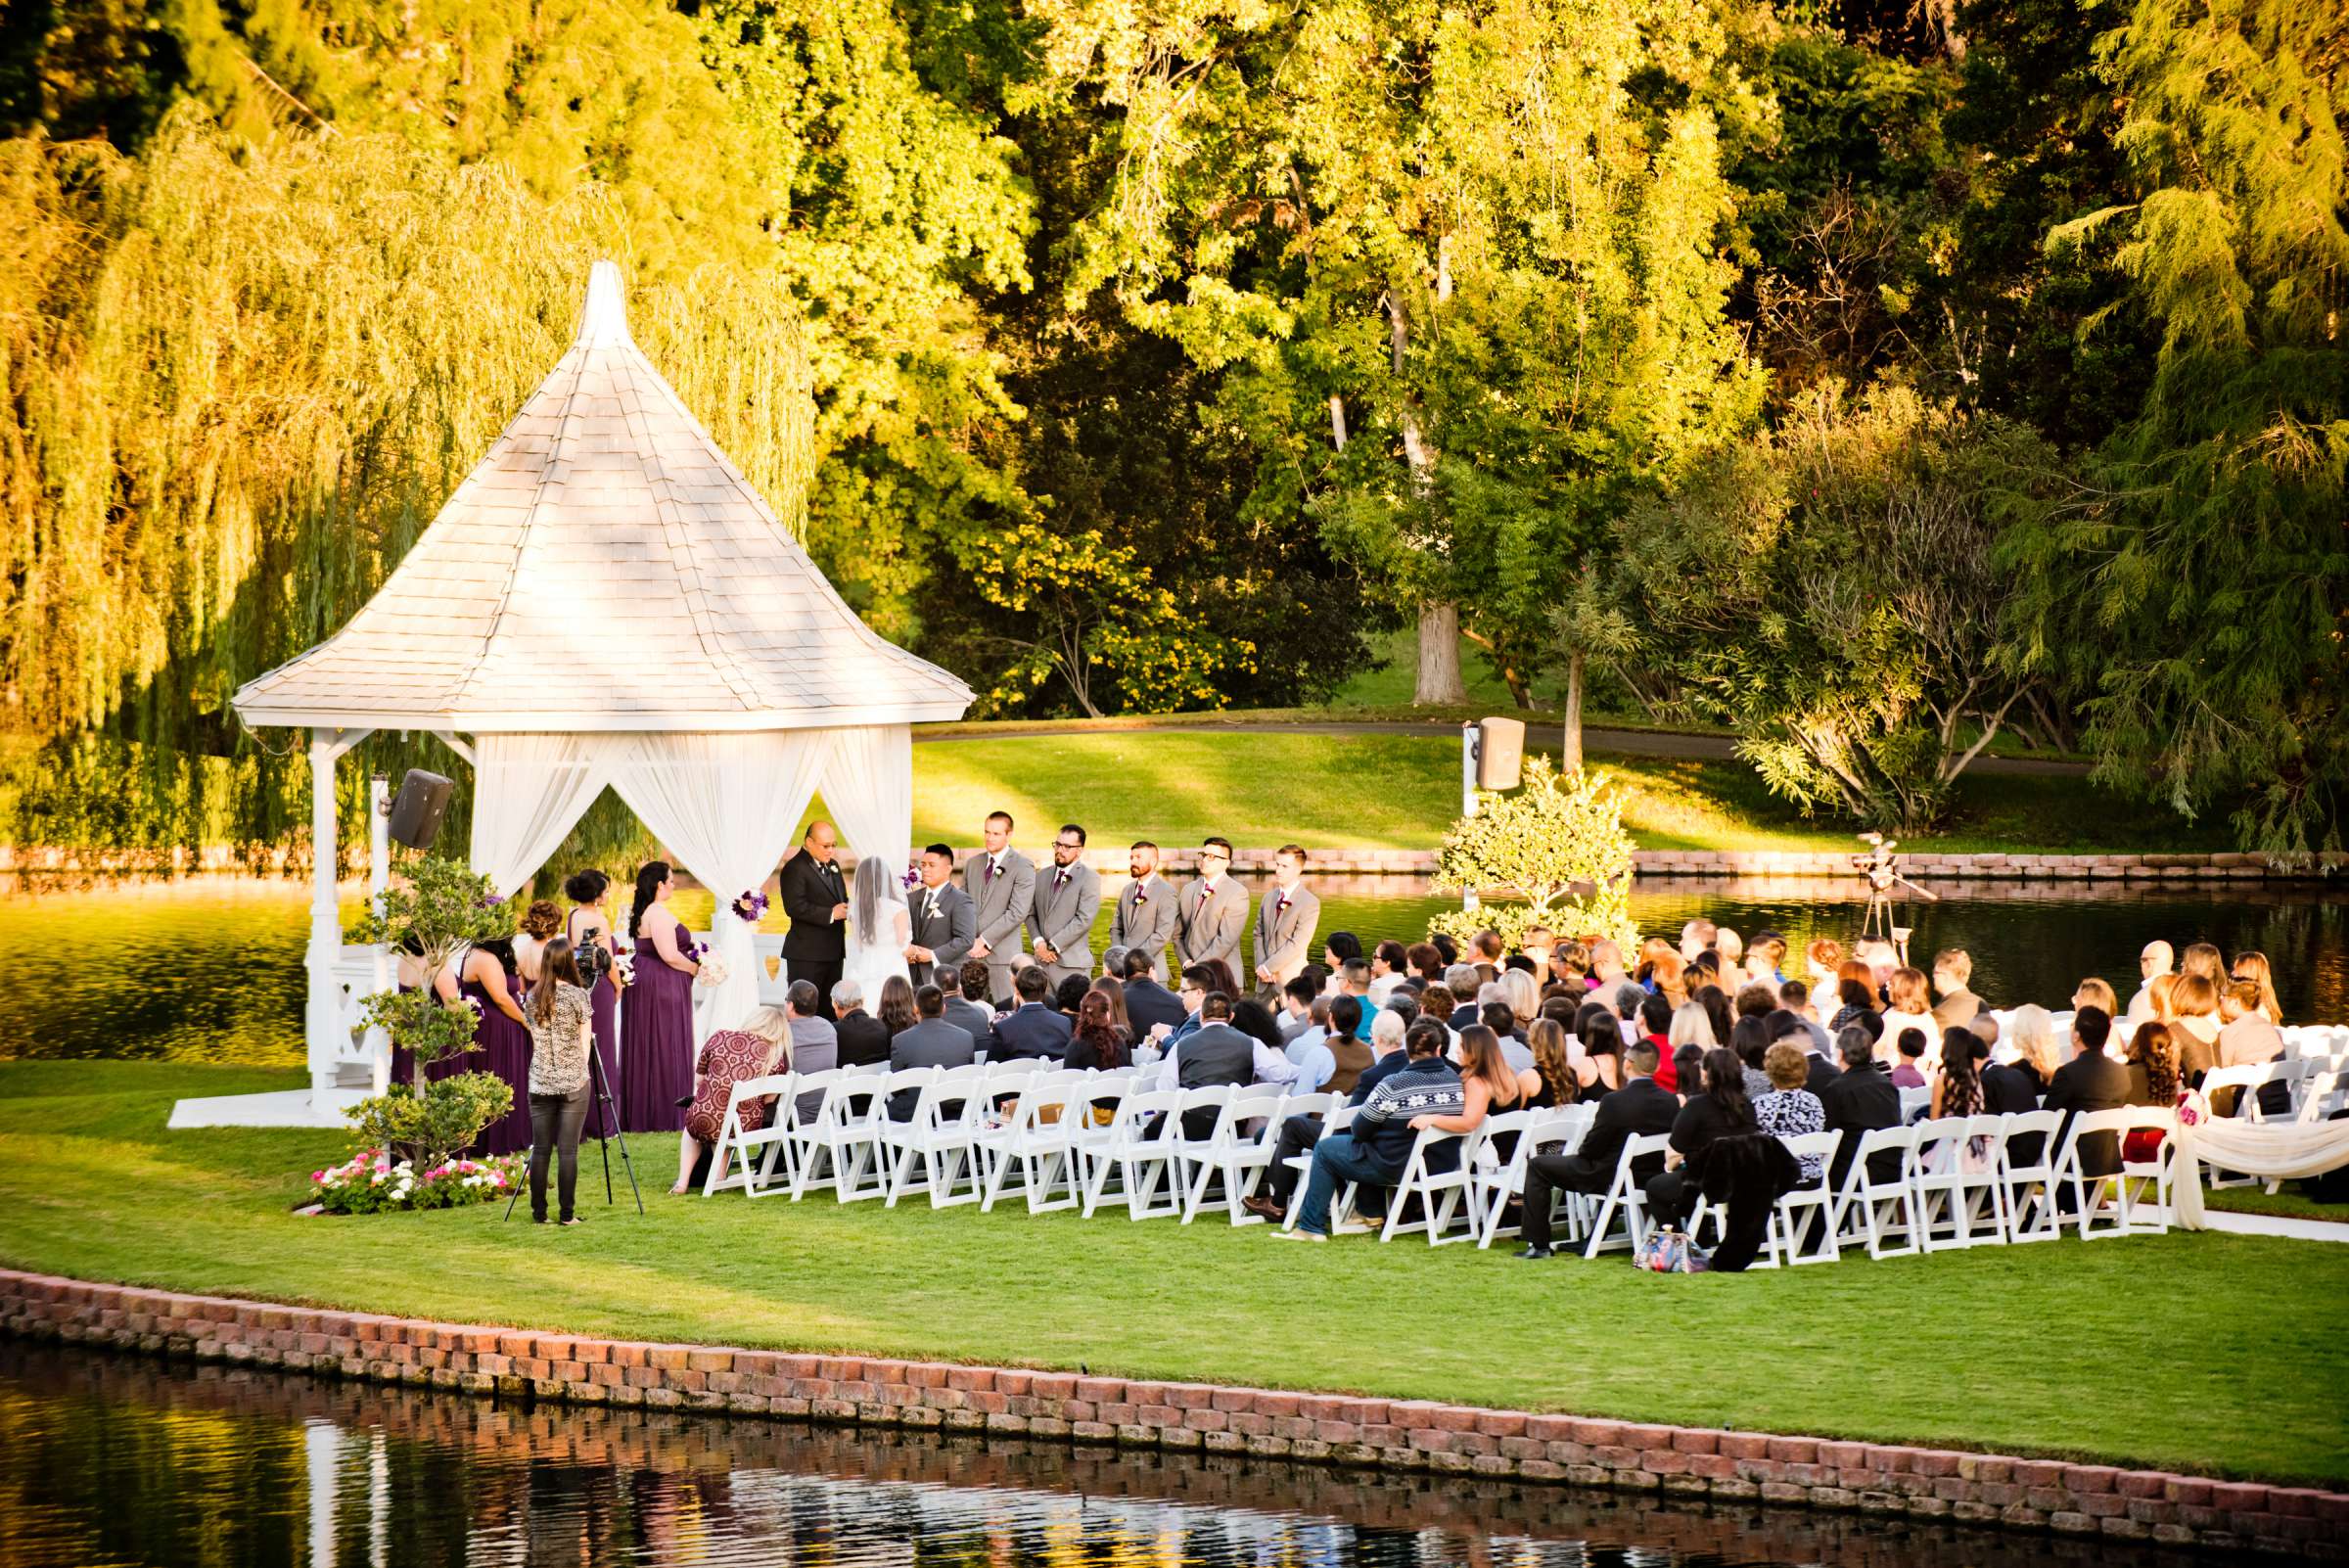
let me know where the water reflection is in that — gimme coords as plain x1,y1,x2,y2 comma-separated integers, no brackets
0,1342,2280,1568
2,870,2340,1066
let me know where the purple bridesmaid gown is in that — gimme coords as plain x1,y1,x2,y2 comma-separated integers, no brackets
621,931,697,1132
463,969,535,1157
582,969,619,1137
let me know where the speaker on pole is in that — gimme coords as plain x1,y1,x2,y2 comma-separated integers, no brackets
1475,717,1526,790
386,769,455,852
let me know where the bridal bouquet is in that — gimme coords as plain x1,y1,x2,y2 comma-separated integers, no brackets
731,889,769,923
610,947,636,986
694,942,731,988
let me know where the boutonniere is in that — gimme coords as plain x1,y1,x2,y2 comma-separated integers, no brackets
1132,888,1147,905
1277,894,1291,911
985,858,998,881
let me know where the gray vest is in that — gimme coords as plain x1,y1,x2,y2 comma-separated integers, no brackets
1177,1024,1255,1089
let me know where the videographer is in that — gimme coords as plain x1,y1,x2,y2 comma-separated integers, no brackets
524,937,595,1225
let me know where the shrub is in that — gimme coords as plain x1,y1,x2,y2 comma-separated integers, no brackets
307,1148,523,1216
345,1073,515,1176
1429,756,1638,952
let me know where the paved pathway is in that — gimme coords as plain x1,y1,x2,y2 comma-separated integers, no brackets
2198,1208,2349,1244
919,718,2088,776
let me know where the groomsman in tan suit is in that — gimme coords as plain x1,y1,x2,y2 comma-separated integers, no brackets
1109,840,1178,982
1251,844,1321,997
1029,823,1102,986
1175,836,1248,978
963,809,1036,1004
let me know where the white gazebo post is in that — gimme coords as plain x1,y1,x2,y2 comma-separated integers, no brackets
303,726,369,1108
366,772,392,1095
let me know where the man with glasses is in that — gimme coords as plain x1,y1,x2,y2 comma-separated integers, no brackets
1029,823,1102,987
1175,836,1248,978
963,809,1036,1006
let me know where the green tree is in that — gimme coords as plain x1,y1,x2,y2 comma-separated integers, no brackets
1428,755,1638,951
2002,0,2348,862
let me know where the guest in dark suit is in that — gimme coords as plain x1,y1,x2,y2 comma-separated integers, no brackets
777,822,850,1016
1642,1048,1759,1230
992,965,1075,1060
2046,1005,2130,1178
942,961,999,1060
1818,1025,1903,1189
1118,947,1188,1038
1770,1009,1839,1096
1980,1044,2046,1165
829,979,893,1068
1514,1039,1679,1258
904,844,976,989
887,986,977,1119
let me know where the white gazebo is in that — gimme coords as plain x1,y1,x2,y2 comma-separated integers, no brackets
171,260,970,1129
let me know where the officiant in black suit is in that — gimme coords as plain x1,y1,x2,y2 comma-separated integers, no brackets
778,821,848,1018
904,843,976,988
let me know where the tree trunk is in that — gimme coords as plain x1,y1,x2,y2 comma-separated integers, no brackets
1561,650,1587,773
1415,602,1468,705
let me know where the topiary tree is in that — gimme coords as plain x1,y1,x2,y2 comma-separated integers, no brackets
1429,756,1638,953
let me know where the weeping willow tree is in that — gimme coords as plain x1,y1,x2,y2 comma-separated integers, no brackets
0,107,814,865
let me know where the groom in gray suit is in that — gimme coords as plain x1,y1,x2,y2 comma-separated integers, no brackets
904,842,975,988
1251,843,1321,998
1109,840,1178,982
1029,823,1102,986
963,809,1036,1004
1175,835,1248,979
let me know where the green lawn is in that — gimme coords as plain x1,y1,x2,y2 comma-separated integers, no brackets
895,732,2226,854
4,1061,2344,1486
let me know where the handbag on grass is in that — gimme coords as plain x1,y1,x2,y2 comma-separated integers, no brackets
1635,1228,1709,1273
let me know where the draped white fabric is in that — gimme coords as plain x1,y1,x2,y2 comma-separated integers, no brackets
598,730,832,1037
468,733,611,898
819,724,915,878
2173,1120,2349,1227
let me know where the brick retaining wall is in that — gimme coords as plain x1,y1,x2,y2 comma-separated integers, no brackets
3,1269,2339,1558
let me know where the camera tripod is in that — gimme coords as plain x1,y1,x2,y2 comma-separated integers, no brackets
505,1031,644,1221
1852,834,1938,967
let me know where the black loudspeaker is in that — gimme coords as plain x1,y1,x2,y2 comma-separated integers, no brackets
387,768,455,852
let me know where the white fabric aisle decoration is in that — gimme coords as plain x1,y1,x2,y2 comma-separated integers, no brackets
598,730,831,1038
820,723,915,883
468,733,611,898
2173,1119,2349,1227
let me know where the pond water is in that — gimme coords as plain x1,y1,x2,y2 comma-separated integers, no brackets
0,1341,2294,1568
2,870,2342,1066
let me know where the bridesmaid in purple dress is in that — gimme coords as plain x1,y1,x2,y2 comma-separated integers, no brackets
565,869,622,1136
621,861,701,1132
454,939,535,1156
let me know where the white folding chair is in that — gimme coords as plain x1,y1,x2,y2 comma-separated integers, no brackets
1837,1124,1920,1259
1379,1126,1479,1244
1913,1117,2003,1251
1898,1085,1931,1125
700,1072,795,1196
1476,1105,1593,1250
981,1069,1086,1213
1281,1103,1360,1232
2051,1106,2150,1239
880,1064,987,1207
1063,1070,1130,1194
1082,1087,1184,1220
1580,1131,1671,1259
818,1065,892,1202
1995,1109,2064,1241
2116,1106,2178,1231
1769,1130,1845,1265
780,1068,846,1199
1180,1086,1291,1224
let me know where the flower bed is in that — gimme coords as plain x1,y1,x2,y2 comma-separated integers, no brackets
304,1149,525,1216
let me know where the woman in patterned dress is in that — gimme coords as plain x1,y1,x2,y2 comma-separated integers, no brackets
670,1006,793,1196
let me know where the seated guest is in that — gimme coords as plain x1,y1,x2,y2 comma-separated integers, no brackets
1406,941,1447,987
1777,979,1833,1054
2046,1006,2129,1179
1980,1033,2042,1121
1889,1027,1929,1088
1410,1023,1539,1162
2122,1020,2181,1162
1514,1038,1679,1258
942,962,1000,1059
1368,941,1410,1003
1829,960,1880,1035
1642,1047,1758,1230
671,1003,795,1196
2073,976,2120,1019
1419,983,1458,1037
1805,938,1844,999
1930,947,1981,1030
1728,1015,1773,1099
1819,1026,1901,1189
1284,993,1368,1101
1232,996,1287,1055
1589,939,1629,992
1754,1041,1826,1185
2004,1003,2061,1090
1158,992,1294,1135
1319,931,1363,987
1734,983,1777,1025
2231,950,2282,1025
1880,966,1937,1046
1480,1001,1534,1071
1636,992,1679,1091
1497,968,1541,1035
1278,974,1319,1041
1120,947,1188,1038
830,980,892,1067
1384,991,1421,1032
877,976,919,1039
1275,1020,1463,1241
1085,975,1130,1037
1525,1018,1578,1109
2217,979,2284,1068
1746,932,1788,987
1336,960,1377,1037
888,986,978,1119
1930,1027,1986,1121
1443,961,1482,1001
1766,1008,1836,1096
1550,939,1589,990
785,981,839,1124
1054,972,1092,1018
995,965,1076,1059
1571,1000,1626,1096
2125,941,2174,1029
2167,975,2223,1085
1063,989,1131,1074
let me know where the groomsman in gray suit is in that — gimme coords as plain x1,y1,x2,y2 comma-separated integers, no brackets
1029,823,1102,986
903,842,975,988
1109,840,1178,982
1175,836,1248,978
963,809,1036,1004
1251,843,1321,997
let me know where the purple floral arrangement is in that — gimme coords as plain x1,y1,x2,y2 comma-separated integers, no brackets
900,858,922,890
731,889,768,923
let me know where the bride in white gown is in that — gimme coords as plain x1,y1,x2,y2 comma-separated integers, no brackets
842,854,911,1000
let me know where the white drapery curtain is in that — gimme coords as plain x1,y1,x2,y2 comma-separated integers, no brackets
469,733,612,898
597,730,831,1037
2173,1120,2349,1227
819,724,915,880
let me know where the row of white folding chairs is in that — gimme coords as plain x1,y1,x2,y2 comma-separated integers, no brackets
1565,1106,2183,1268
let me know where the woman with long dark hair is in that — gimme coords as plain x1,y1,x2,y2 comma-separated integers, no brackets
523,938,595,1223
1065,989,1130,1072
564,868,621,1135
1643,1046,1757,1230
1570,999,1625,1097
621,860,700,1131
876,974,919,1038
434,920,534,1156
